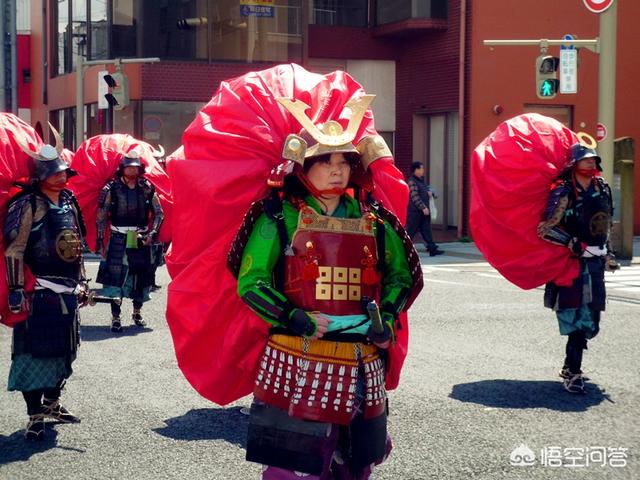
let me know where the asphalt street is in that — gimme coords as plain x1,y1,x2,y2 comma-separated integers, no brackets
0,246,638,479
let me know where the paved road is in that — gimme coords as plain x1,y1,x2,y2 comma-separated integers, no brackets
0,250,638,479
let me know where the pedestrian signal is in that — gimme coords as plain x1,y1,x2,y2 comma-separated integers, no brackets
535,55,559,99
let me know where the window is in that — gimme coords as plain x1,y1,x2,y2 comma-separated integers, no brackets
50,108,76,149
55,0,70,75
310,0,368,27
90,0,109,60
375,0,447,25
53,1,90,75
141,101,205,156
71,1,87,70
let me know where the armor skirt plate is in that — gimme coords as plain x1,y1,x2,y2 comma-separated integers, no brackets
254,334,386,425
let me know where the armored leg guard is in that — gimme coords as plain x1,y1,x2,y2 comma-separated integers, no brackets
42,398,81,423
24,414,46,441
132,310,146,327
563,372,586,394
111,316,123,332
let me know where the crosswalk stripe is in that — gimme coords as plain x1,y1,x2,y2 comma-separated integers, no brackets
422,263,640,293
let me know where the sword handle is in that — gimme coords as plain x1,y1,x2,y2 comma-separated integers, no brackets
87,291,123,306
366,301,384,334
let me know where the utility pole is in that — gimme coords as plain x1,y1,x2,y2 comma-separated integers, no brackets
0,0,17,113
597,2,617,186
75,52,160,147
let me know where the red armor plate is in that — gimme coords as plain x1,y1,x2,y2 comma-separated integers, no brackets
284,206,380,315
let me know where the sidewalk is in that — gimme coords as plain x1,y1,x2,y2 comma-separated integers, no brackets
418,236,640,265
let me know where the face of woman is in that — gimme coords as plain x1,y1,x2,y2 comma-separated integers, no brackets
305,153,351,197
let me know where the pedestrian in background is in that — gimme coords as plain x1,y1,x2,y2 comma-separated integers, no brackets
405,161,444,256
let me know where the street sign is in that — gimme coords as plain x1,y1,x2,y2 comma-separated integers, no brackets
239,0,274,17
559,49,577,94
560,34,575,50
98,70,109,109
596,122,607,142
582,0,615,14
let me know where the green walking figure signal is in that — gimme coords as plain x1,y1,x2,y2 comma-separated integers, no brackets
535,55,559,99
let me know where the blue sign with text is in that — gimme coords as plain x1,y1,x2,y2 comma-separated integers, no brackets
240,5,274,17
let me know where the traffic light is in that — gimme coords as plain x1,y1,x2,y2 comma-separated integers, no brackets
535,55,559,99
103,72,129,110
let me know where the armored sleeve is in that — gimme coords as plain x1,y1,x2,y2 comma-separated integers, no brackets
3,195,35,288
149,192,164,236
96,183,113,240
408,178,427,211
237,213,293,326
66,190,88,281
379,219,413,327
65,189,87,238
537,182,574,247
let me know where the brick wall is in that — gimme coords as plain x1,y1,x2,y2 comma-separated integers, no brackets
394,1,460,177
140,62,279,102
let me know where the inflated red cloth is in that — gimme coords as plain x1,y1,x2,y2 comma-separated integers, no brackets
0,113,42,327
470,113,581,289
166,63,413,405
67,134,173,250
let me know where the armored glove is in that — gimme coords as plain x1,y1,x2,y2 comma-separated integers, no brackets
286,308,318,338
605,254,621,272
569,238,586,257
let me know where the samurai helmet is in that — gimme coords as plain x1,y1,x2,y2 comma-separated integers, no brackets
117,149,146,176
270,95,392,189
569,132,602,171
14,122,77,182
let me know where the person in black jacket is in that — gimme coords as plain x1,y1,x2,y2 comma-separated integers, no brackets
405,161,444,256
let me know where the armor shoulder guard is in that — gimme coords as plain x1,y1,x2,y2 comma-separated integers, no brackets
227,200,266,278
61,189,87,238
542,181,572,221
596,177,614,215
98,180,118,207
139,177,155,198
3,192,34,244
367,198,423,310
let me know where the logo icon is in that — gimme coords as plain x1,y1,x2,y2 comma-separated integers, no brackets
510,444,536,466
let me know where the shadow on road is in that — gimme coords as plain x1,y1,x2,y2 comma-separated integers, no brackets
154,407,248,448
449,379,611,412
0,427,60,465
80,324,151,342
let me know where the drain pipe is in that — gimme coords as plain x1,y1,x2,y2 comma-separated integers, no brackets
457,0,467,238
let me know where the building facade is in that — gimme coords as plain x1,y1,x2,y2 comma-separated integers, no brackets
25,0,640,237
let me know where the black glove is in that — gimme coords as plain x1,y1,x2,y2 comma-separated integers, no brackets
569,238,585,257
8,288,27,314
286,308,317,338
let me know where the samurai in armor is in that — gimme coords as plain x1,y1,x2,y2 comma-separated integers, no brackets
95,151,164,332
537,140,618,394
230,96,417,479
4,126,87,440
